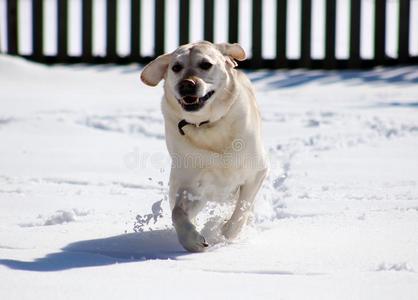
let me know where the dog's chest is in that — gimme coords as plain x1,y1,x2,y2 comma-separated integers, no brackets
185,123,235,154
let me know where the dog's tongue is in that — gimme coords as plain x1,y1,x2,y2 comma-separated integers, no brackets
183,96,198,104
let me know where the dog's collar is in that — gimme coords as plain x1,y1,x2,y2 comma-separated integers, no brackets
178,119,210,135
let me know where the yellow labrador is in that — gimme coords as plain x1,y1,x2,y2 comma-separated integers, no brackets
141,41,267,252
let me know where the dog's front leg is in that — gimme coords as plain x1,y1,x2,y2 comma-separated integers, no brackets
172,188,208,252
222,168,267,240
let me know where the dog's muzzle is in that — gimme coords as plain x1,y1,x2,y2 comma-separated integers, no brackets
177,79,215,111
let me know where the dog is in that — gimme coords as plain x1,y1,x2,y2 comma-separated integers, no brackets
141,41,267,252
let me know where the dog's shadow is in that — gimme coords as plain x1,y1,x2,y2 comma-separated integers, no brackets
0,229,187,272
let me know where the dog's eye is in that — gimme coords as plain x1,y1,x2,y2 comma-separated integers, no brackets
172,64,183,73
199,61,213,70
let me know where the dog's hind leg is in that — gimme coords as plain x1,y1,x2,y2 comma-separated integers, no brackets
171,187,209,252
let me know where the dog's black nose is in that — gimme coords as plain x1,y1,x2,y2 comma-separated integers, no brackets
179,79,197,96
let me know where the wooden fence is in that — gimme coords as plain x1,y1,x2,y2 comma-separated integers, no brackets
1,0,418,69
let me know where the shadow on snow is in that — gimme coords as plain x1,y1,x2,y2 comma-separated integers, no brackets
246,66,418,88
0,229,187,272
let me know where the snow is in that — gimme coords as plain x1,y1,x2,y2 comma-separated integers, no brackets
1,54,418,299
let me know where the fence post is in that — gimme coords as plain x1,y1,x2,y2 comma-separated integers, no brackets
252,0,262,68
228,0,239,43
374,0,386,65
300,0,312,68
398,0,410,63
57,0,68,60
276,0,287,68
106,0,117,61
154,0,165,55
179,0,190,45
32,0,44,61
349,0,361,68
6,0,19,55
204,0,214,42
82,0,93,61
131,0,141,60
325,0,336,68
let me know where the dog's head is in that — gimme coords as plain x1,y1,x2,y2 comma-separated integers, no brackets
141,41,246,115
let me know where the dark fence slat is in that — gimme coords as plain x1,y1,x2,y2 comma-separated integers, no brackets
154,0,165,55
57,0,68,59
374,0,386,64
82,0,93,61
131,0,141,61
179,0,190,45
300,0,312,67
276,0,287,67
252,0,262,68
32,0,44,60
228,0,239,43
6,0,19,55
106,0,117,60
204,0,214,42
325,0,336,68
130,0,141,58
349,0,361,67
398,0,410,63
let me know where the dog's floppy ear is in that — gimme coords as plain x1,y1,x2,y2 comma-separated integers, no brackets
140,53,171,86
216,43,246,68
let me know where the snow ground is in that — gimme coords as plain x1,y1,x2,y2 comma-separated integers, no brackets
0,55,418,299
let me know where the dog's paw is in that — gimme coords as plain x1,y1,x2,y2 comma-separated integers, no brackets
175,223,209,252
177,228,209,253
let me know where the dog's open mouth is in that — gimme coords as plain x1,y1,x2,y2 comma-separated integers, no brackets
178,91,215,111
